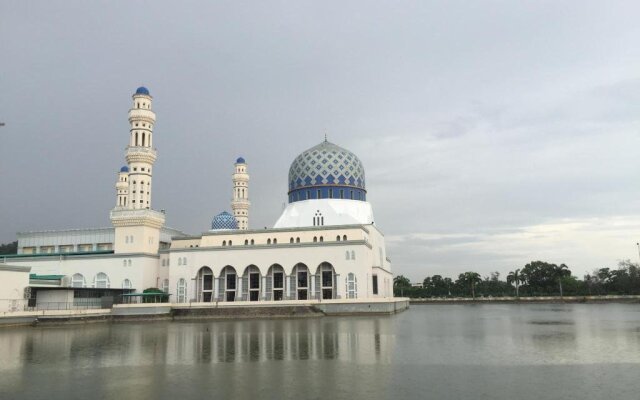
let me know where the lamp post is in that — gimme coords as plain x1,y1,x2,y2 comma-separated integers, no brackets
636,242,640,265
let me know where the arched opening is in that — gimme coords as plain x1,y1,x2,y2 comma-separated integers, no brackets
196,266,214,302
346,273,357,299
71,273,85,288
267,238,271,245
241,265,261,301
219,266,237,302
266,264,285,301
343,235,347,241
122,279,132,289
177,278,187,303
273,238,277,244
313,236,317,243
315,262,335,300
94,272,110,288
290,237,294,243
292,263,309,300
296,237,300,243
336,235,340,241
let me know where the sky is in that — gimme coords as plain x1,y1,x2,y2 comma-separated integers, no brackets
2,1,640,282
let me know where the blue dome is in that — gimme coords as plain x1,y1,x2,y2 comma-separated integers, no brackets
288,140,366,203
211,211,238,230
120,166,129,173
135,86,150,95
236,157,246,164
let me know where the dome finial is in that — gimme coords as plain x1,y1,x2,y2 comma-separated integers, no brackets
324,131,328,142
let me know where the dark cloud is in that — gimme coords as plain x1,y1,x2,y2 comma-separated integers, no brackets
2,1,640,280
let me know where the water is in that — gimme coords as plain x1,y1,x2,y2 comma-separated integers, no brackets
1,303,639,400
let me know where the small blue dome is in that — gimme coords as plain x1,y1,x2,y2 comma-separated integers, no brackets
135,86,150,95
120,166,129,173
211,211,238,230
236,157,246,164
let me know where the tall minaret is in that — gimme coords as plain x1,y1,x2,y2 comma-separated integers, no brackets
110,87,165,255
231,157,250,230
115,166,129,207
126,87,156,210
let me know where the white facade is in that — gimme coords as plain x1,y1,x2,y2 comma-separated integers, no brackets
1,87,395,306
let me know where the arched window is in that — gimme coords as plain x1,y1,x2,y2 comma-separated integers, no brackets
162,279,169,293
177,278,187,303
250,239,255,245
290,237,294,243
296,237,300,243
336,235,340,241
273,238,277,244
345,251,350,260
123,260,127,267
319,236,324,242
245,239,249,245
71,273,85,288
351,250,356,260
122,279,132,289
135,132,139,146
229,240,232,246
346,273,357,299
178,258,182,266
94,273,110,288
128,259,132,267
267,239,271,245
343,235,347,241
313,236,317,243
182,257,187,265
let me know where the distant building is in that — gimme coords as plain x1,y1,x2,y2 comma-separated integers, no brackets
2,87,394,306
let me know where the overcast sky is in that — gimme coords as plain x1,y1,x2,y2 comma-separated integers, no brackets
2,1,640,281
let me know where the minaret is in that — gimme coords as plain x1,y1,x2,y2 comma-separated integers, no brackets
115,166,129,207
126,86,156,210
231,157,250,230
110,87,165,254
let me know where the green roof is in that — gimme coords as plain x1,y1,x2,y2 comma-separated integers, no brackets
121,292,171,297
29,274,65,280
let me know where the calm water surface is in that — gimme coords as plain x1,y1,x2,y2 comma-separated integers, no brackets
1,304,639,400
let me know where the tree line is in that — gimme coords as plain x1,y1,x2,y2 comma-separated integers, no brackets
393,260,640,298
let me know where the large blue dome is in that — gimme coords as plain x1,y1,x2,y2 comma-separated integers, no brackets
135,86,150,95
288,140,366,203
211,211,238,230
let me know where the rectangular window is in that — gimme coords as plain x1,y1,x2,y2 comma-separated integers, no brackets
249,273,260,289
306,190,310,200
298,271,308,288
317,189,321,199
273,272,284,289
227,273,236,290
329,189,333,199
340,189,344,199
350,190,354,199
322,270,332,287
372,275,379,295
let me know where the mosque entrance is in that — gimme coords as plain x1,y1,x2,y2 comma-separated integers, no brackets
267,264,285,301
316,262,335,300
292,263,309,300
196,266,214,302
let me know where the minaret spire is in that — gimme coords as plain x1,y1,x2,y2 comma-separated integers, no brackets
126,86,156,210
231,157,250,230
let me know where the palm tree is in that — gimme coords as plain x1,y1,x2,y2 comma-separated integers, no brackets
554,264,571,297
506,269,522,297
463,272,482,299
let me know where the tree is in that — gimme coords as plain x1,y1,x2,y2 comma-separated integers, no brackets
0,241,17,255
553,264,571,297
394,275,411,289
507,269,522,297
458,272,481,299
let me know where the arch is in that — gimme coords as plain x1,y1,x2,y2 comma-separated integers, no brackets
296,237,300,243
128,259,132,267
343,235,347,241
135,132,139,146
223,240,227,246
291,263,309,300
241,265,261,301
245,239,249,245
177,278,187,303
314,262,336,300
142,132,146,146
313,236,317,243
351,250,355,260
219,266,237,302
273,238,277,244
267,238,271,245
345,250,350,260
196,266,214,302
93,272,110,288
250,239,255,245
178,258,182,266
266,264,285,301
71,273,85,288
319,236,324,242
290,237,294,244
336,235,341,241
228,240,232,246
346,273,357,299
122,279,132,289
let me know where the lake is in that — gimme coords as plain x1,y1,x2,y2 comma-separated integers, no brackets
1,303,639,399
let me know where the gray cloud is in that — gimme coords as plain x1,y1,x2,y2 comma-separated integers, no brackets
2,1,640,281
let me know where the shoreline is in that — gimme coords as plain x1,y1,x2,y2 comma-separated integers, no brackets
0,298,410,328
409,295,640,304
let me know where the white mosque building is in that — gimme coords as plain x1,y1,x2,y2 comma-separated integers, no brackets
1,87,394,306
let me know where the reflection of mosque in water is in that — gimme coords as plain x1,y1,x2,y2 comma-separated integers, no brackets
0,318,394,370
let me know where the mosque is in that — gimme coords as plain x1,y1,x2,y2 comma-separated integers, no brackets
1,87,394,307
